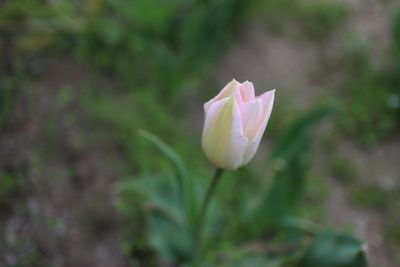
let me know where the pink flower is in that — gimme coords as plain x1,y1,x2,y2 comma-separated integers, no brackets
201,79,275,170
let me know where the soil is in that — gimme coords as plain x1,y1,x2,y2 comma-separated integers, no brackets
0,59,130,267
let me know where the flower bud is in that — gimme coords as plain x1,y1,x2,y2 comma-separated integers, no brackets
202,79,275,170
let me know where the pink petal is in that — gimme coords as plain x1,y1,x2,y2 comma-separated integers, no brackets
239,99,262,141
242,90,275,164
239,81,256,102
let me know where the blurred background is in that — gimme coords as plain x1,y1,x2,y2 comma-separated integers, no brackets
0,0,400,266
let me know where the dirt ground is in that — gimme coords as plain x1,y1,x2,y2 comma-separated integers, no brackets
0,59,130,267
216,0,400,266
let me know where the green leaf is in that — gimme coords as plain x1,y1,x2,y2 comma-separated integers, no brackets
270,105,336,161
126,175,185,225
216,256,283,267
0,171,20,205
301,230,368,267
138,129,188,182
149,211,195,264
138,129,198,223
116,131,202,264
116,174,195,264
249,106,335,234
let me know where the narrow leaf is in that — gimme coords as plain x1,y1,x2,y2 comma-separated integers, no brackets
301,230,368,267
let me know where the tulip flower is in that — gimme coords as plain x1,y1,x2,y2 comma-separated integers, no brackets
201,79,275,170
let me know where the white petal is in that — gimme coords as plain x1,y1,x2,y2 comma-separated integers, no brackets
202,96,248,170
204,79,240,112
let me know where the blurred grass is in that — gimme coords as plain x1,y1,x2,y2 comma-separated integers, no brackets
3,0,395,148
336,44,400,145
73,0,257,98
0,0,259,176
349,185,388,210
0,171,20,208
258,0,347,40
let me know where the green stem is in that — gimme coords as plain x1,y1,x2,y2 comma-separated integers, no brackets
195,168,224,250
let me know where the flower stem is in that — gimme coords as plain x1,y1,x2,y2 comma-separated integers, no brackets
195,168,224,249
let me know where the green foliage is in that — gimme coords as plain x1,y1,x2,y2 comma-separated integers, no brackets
0,85,15,129
0,1,373,266
82,85,212,184
83,88,182,171
382,192,400,264
0,0,60,128
267,93,298,138
118,174,196,264
259,0,347,39
1,0,258,99
258,0,299,32
337,46,400,144
0,171,20,206
0,0,78,57
113,106,361,267
249,106,335,233
117,131,200,265
74,0,255,97
137,130,198,225
385,221,400,264
214,247,301,267
300,230,367,267
297,2,347,41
